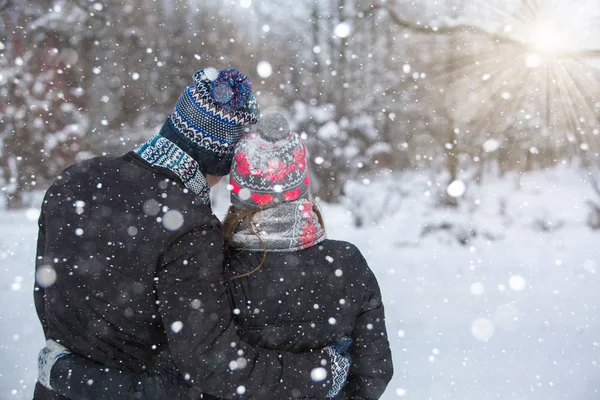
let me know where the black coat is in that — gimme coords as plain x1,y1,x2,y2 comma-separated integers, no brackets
224,240,394,399
34,153,335,400
49,240,394,400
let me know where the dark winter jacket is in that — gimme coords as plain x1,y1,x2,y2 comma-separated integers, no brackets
224,240,394,399
47,241,393,399
33,153,335,400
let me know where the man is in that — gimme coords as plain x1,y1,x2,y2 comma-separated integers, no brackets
34,67,349,399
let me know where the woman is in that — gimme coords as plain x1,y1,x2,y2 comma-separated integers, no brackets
39,113,393,399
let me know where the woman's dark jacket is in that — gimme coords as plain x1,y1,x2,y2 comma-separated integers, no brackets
224,240,394,399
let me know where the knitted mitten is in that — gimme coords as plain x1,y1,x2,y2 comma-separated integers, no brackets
38,339,71,389
323,337,353,398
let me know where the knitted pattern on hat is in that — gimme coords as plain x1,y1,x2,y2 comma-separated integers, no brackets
167,67,260,176
230,200,326,252
136,134,211,204
230,113,309,210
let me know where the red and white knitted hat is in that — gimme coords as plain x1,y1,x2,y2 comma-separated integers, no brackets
230,113,310,209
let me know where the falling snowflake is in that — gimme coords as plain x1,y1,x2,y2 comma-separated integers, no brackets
508,275,526,291
447,180,466,198
310,367,327,382
471,318,495,341
334,22,352,38
171,321,183,333
257,61,273,78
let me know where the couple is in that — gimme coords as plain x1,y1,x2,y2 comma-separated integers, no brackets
33,67,393,399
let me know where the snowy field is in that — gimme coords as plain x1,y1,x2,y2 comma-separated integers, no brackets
1,167,599,400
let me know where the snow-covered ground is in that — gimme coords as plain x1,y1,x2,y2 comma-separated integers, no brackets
0,209,43,399
1,167,599,399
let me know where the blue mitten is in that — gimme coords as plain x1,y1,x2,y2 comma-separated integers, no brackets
323,337,353,398
38,339,71,389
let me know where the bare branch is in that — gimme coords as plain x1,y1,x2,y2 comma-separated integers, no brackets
70,0,108,24
359,3,524,47
360,3,600,59
392,9,522,47
575,49,600,58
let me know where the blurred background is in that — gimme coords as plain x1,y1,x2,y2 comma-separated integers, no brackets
1,0,600,399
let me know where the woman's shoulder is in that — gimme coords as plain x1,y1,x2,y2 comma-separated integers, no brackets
317,239,365,259
312,239,372,276
314,240,380,297
226,240,370,275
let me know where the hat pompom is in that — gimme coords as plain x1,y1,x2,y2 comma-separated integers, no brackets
209,68,253,111
257,113,290,142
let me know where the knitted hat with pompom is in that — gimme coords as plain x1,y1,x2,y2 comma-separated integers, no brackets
230,113,310,210
158,67,260,176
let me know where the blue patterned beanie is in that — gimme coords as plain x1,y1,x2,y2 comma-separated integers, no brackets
159,67,261,176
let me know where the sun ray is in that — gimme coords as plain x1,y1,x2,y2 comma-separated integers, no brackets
559,58,600,154
452,56,531,121
470,66,533,138
426,0,600,162
471,0,530,28
550,61,590,154
428,44,521,86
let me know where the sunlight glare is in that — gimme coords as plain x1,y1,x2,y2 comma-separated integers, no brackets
530,20,569,54
525,54,542,68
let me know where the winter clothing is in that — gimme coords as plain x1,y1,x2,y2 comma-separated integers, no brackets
38,340,70,390
33,152,336,400
43,237,393,399
47,347,202,400
165,67,260,177
323,338,353,398
43,338,351,400
135,133,211,202
230,199,327,252
230,113,310,209
227,116,381,397
223,240,393,399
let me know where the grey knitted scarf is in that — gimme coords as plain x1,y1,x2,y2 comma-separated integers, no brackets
231,200,327,252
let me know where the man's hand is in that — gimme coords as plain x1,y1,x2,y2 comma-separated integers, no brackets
323,337,353,398
38,339,71,389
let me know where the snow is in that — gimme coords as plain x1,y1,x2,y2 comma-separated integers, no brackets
170,321,183,334
317,167,600,399
447,180,467,198
0,212,43,398
317,121,343,141
310,367,327,382
334,22,352,38
1,167,600,399
163,210,184,231
469,282,485,296
483,138,501,153
366,142,393,157
256,61,273,79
